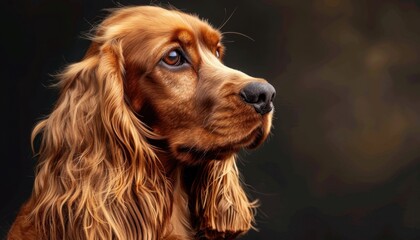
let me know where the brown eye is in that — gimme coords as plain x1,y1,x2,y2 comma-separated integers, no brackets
162,50,184,66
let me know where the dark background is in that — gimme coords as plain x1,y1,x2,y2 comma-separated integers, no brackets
1,0,420,239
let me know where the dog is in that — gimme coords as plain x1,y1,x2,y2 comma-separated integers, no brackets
8,5,275,240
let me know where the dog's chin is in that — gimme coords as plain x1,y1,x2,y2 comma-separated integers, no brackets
175,145,238,163
172,126,267,164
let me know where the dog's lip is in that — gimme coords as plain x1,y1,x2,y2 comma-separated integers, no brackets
245,126,265,149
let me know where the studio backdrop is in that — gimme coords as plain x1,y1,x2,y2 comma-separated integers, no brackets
1,0,420,239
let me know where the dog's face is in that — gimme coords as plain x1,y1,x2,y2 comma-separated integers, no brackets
100,6,275,163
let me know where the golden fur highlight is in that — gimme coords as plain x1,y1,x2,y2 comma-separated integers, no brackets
191,157,258,238
27,40,170,239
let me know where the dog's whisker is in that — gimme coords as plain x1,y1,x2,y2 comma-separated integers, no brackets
222,31,255,42
222,40,235,43
217,7,237,31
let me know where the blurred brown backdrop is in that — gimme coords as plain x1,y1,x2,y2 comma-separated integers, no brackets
1,0,419,239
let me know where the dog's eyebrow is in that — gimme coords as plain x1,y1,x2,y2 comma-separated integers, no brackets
173,29,195,46
201,27,221,48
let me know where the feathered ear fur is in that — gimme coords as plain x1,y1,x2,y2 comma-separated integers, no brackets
26,39,170,239
190,156,258,239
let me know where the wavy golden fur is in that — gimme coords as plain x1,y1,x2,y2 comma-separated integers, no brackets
8,5,275,240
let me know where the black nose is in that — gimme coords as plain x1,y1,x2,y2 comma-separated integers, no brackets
240,82,276,115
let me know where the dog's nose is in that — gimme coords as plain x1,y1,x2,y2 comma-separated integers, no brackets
240,82,276,115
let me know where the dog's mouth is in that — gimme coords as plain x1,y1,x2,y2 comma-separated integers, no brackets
174,126,265,162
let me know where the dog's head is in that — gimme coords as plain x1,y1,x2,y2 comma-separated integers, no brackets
87,6,275,163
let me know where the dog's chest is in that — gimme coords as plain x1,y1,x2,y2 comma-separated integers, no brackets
167,175,194,239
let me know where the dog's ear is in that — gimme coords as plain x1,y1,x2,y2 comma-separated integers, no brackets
190,156,257,239
28,39,170,239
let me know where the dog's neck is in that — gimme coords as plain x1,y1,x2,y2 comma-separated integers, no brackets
168,166,195,239
154,148,195,239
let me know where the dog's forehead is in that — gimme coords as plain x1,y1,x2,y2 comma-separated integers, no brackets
174,10,221,45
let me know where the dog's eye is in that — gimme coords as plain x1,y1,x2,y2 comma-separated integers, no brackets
215,49,220,58
162,49,185,66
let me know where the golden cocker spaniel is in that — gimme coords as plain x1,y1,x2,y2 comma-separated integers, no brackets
8,5,275,240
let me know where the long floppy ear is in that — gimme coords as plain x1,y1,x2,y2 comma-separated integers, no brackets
190,156,258,239
26,39,170,239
